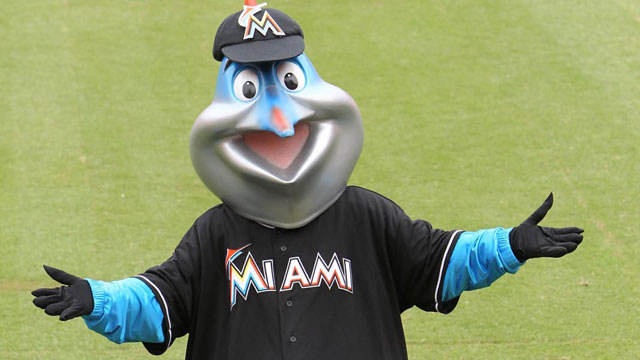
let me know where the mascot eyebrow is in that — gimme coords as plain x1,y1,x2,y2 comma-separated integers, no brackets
224,60,234,71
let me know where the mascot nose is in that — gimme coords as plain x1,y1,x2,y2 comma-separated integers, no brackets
271,107,293,136
265,85,294,137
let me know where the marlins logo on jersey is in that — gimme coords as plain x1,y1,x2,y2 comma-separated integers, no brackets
238,1,285,40
225,244,353,310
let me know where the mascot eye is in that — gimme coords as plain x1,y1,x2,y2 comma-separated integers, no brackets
277,62,306,91
242,81,256,98
233,69,260,101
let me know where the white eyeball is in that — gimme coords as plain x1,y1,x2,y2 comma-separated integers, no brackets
276,62,306,92
233,69,260,101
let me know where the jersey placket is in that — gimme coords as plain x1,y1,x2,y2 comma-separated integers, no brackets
272,227,300,359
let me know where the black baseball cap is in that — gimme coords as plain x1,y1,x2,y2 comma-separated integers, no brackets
213,6,305,63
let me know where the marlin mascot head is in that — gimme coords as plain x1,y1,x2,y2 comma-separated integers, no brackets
190,1,363,229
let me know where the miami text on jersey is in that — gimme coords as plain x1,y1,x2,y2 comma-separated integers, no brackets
225,244,353,310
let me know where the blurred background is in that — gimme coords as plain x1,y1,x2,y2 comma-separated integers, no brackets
1,0,638,358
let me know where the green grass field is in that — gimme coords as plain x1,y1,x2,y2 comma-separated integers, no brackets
2,0,639,358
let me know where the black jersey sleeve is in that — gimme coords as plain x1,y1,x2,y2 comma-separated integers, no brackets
374,193,463,314
136,219,205,355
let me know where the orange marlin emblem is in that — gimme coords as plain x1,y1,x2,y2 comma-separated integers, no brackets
238,1,285,40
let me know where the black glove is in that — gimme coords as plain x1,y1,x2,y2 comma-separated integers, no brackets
31,265,94,321
509,193,584,262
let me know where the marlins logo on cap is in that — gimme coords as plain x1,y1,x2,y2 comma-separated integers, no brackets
238,1,285,40
212,1,305,63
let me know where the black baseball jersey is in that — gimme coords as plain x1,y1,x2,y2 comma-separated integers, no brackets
137,186,462,359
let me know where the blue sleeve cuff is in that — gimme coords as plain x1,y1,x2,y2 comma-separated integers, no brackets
85,278,106,319
82,277,165,344
442,227,525,302
497,227,524,273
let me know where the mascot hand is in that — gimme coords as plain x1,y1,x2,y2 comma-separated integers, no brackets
509,193,584,262
32,265,94,321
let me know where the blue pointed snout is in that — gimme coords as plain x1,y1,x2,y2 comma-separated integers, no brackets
258,85,297,137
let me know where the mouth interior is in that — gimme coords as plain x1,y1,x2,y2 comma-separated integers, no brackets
242,122,310,169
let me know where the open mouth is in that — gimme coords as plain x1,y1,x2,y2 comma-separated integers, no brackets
242,122,311,169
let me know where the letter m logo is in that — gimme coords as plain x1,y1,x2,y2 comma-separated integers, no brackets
238,3,285,40
226,245,276,310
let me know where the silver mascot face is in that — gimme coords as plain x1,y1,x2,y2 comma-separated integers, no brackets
190,54,363,228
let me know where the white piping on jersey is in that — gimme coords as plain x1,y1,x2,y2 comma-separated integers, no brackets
136,275,173,351
434,230,462,313
257,221,275,229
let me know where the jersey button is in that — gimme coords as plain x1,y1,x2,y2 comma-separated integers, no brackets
280,245,287,252
286,300,293,307
289,336,297,343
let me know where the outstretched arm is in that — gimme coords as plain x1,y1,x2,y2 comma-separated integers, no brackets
442,193,583,301
32,265,165,344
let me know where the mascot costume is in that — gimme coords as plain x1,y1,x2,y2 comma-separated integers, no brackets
32,2,584,359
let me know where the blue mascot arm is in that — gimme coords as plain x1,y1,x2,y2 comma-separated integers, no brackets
82,278,165,344
442,228,524,302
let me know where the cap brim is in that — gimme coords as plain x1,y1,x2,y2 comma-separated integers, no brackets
221,35,304,63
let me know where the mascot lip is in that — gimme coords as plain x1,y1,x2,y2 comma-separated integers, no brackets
242,122,311,169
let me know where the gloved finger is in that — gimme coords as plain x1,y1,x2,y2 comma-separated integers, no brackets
44,302,69,316
522,193,554,226
60,304,83,321
546,227,584,235
33,294,63,309
556,241,579,254
551,233,583,244
43,265,81,286
31,287,60,297
538,245,568,258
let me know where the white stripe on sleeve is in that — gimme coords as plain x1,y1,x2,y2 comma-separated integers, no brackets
434,230,462,313
136,275,173,351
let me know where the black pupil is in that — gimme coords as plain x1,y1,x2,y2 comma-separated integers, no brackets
242,81,256,99
284,73,298,90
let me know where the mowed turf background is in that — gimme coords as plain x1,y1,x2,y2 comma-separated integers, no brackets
1,0,638,358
